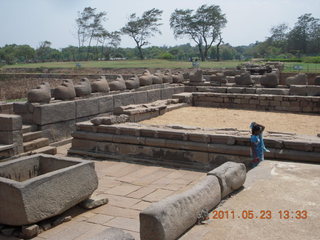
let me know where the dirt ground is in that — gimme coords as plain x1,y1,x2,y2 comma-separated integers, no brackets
141,107,320,136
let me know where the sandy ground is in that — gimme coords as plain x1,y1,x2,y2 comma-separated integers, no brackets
141,107,320,136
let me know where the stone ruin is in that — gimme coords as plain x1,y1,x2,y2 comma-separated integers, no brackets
0,65,319,239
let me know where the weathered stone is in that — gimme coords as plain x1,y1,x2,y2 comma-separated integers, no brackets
125,75,140,89
172,92,193,104
260,71,279,88
306,85,320,96
21,224,40,239
113,92,135,108
33,101,76,125
140,175,221,240
0,154,98,226
172,72,184,83
27,82,51,104
314,76,320,85
52,215,72,226
163,69,173,83
207,161,246,198
235,72,253,86
75,98,99,118
189,69,203,82
91,114,128,125
91,76,110,93
256,88,289,95
286,73,307,86
109,75,127,91
153,70,164,84
75,78,92,97
97,95,114,113
0,114,22,131
290,85,307,96
90,228,135,240
139,70,153,86
53,79,76,100
79,195,109,209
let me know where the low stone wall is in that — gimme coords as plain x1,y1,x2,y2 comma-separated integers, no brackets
13,84,185,142
69,123,320,170
0,103,13,114
193,92,320,113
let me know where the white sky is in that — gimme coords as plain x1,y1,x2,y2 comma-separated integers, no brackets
0,0,319,49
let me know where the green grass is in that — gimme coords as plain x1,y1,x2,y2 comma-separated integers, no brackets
2,59,243,69
283,62,320,73
3,59,320,73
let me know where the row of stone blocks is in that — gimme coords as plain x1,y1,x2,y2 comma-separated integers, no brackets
188,85,320,96
69,124,320,169
140,162,246,240
12,86,185,142
193,92,320,113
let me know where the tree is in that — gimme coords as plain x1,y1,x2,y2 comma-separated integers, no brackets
76,7,107,60
36,41,52,62
287,13,320,54
121,8,163,60
170,4,227,61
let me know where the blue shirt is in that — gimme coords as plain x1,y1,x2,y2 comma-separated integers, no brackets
251,135,264,159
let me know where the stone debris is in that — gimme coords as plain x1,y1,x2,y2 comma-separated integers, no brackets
91,114,129,126
21,224,40,239
79,195,109,209
286,73,307,86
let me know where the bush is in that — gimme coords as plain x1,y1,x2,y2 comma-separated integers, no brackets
158,52,175,60
267,58,302,62
302,56,320,63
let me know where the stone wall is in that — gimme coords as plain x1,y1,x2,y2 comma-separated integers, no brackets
69,123,320,170
193,92,320,113
0,103,13,114
13,84,185,142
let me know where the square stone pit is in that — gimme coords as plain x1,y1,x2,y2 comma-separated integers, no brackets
0,154,98,226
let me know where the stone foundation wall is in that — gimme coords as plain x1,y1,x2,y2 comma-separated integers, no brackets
69,123,320,170
13,84,185,142
193,92,320,113
0,103,13,114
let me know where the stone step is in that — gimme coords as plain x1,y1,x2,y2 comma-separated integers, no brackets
23,138,49,152
23,131,43,142
22,125,32,134
32,146,57,155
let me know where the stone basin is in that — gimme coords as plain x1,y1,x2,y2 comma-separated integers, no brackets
0,154,98,226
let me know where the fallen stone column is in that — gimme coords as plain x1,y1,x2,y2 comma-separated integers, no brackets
140,175,221,240
140,162,246,240
207,161,246,198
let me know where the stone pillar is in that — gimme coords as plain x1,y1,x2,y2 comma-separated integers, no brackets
0,114,23,154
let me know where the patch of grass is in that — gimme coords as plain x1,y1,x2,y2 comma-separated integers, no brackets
283,62,320,73
3,59,243,69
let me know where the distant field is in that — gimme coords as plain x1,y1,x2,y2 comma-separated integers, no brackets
2,59,320,72
2,59,242,69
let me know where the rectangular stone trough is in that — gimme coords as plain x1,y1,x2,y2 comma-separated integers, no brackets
0,154,98,226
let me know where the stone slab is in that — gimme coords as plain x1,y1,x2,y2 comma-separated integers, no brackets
75,98,100,118
0,114,22,131
33,101,76,125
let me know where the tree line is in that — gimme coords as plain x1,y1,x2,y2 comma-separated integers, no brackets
0,4,319,65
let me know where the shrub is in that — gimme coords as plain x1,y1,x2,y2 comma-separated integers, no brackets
302,56,320,63
158,52,175,60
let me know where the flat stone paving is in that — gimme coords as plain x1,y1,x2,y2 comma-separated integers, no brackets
0,143,205,240
1,145,319,240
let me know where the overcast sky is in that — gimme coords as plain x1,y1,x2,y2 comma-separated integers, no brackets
0,0,319,49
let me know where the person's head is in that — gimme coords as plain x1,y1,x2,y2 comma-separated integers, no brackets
252,125,260,135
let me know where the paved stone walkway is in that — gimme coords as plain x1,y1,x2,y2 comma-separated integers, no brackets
0,144,205,240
